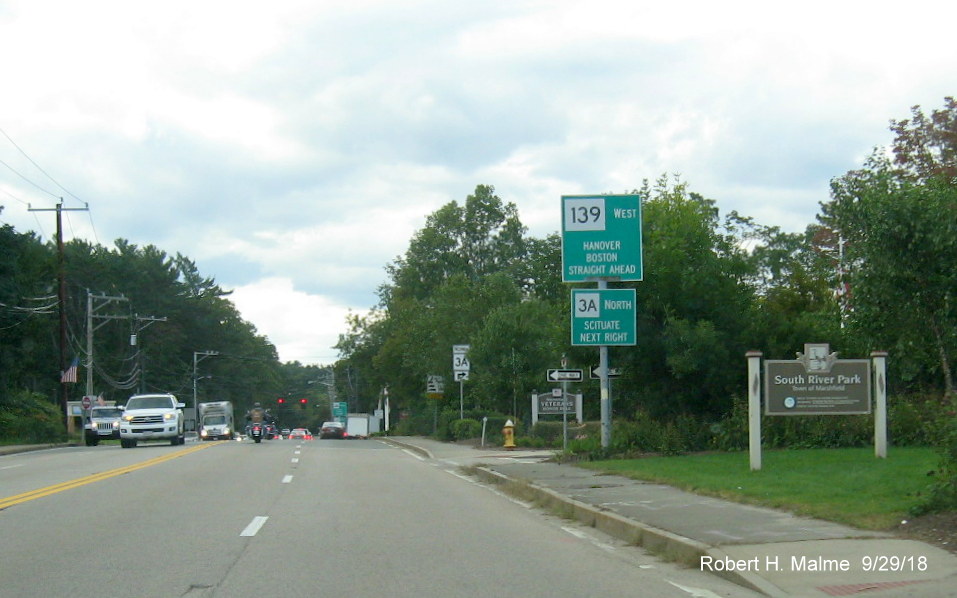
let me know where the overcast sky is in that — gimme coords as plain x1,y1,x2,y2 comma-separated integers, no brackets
1,0,953,364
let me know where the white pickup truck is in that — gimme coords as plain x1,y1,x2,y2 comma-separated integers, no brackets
119,393,186,448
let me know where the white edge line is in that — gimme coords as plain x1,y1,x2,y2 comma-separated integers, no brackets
666,580,724,598
561,526,617,553
402,449,425,461
240,516,269,537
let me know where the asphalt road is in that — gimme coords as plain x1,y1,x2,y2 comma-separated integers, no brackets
0,439,760,598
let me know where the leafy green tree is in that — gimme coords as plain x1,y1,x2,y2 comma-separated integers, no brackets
341,185,534,420
617,176,757,420
823,154,957,397
742,222,845,359
890,96,957,180
469,297,565,419
383,184,527,303
0,220,57,400
516,233,564,302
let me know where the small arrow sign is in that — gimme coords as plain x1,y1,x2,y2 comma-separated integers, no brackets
590,366,622,379
547,369,583,382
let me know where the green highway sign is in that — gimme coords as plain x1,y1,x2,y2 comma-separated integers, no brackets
332,401,348,423
571,289,637,346
561,194,642,282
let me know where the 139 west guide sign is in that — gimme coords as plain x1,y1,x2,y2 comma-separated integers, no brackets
561,195,642,282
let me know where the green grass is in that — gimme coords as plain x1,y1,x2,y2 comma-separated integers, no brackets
578,447,939,530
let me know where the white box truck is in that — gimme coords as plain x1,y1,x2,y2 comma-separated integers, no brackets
198,401,235,440
346,413,370,439
345,413,381,439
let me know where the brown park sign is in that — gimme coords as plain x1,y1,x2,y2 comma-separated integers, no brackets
765,350,871,415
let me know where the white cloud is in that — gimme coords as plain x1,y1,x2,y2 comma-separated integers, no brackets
2,0,955,363
228,277,348,364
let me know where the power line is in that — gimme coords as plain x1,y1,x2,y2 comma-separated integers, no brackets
0,184,32,207
0,126,99,243
0,126,85,206
0,155,60,199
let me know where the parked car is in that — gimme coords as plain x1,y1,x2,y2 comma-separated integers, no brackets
319,421,345,439
288,428,312,440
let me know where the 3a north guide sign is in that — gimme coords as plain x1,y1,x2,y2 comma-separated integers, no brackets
571,288,636,346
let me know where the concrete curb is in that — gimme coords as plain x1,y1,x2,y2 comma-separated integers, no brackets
470,466,787,597
380,437,798,595
0,443,74,456
379,437,434,460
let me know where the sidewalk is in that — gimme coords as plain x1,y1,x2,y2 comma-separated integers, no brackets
382,436,957,598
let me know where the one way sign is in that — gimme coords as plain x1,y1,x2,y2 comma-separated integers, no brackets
590,366,622,379
546,369,583,382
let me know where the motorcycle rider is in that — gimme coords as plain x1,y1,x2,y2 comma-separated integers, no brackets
246,402,267,424
245,402,270,437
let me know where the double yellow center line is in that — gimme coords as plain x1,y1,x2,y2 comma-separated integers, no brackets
0,443,215,510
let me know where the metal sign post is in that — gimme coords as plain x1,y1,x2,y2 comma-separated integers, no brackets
452,345,470,419
561,194,642,449
871,351,889,458
746,350,763,471
571,286,636,447
560,355,568,451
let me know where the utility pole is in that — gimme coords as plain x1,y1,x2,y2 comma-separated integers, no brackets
192,351,219,431
29,201,88,431
132,313,167,392
84,292,166,396
86,291,130,397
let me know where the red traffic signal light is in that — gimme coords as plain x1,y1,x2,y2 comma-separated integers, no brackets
277,397,286,404
299,398,308,409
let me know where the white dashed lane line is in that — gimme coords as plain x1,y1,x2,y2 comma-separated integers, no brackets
240,516,269,537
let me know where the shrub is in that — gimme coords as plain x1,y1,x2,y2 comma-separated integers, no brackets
0,391,67,444
529,421,566,444
914,397,957,514
709,393,942,452
450,418,482,441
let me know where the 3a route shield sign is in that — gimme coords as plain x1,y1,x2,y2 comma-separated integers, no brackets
561,194,642,282
571,289,637,346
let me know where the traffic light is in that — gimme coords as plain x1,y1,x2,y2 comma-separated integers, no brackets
277,397,286,405
299,398,308,410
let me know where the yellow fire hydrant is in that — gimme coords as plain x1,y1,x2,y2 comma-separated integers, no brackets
503,419,516,450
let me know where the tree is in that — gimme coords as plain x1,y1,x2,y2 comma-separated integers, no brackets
890,96,957,180
515,233,564,302
822,154,957,397
469,298,565,419
616,176,758,420
0,221,57,400
383,184,527,304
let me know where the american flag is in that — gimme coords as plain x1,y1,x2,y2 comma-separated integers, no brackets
61,357,79,383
